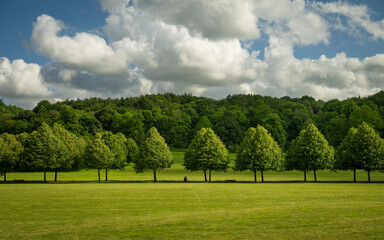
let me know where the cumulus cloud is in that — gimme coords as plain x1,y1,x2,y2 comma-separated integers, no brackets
31,14,127,76
1,0,384,108
132,0,260,40
314,1,384,40
251,37,384,99
0,57,51,107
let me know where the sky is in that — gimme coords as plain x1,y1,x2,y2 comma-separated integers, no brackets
0,0,384,109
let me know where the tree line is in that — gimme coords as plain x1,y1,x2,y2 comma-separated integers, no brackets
0,91,383,152
0,120,383,183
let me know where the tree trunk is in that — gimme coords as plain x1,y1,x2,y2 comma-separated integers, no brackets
153,170,157,183
368,170,371,183
304,170,306,182
261,170,264,183
105,169,108,181
4,172,6,182
55,171,57,182
253,169,257,183
44,171,46,183
314,170,317,182
209,169,211,182
98,169,101,183
353,168,356,182
204,170,207,182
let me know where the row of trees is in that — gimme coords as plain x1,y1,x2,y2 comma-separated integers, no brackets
1,91,383,152
1,121,383,183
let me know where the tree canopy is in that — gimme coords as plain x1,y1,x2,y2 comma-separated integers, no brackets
0,133,23,181
336,122,384,182
184,128,229,182
23,123,69,182
286,124,334,182
133,127,173,182
84,133,114,183
236,125,284,182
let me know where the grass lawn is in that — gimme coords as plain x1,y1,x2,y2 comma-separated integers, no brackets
0,183,383,239
3,150,384,182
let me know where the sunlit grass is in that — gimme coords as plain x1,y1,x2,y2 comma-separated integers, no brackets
0,183,383,239
4,150,384,182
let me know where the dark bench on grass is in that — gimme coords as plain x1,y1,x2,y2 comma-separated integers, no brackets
225,179,236,183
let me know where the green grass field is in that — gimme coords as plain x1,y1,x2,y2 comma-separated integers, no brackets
1,150,384,239
3,150,384,182
0,183,383,239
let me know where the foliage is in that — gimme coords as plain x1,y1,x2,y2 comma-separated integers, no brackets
0,133,23,181
236,126,284,182
286,124,334,181
101,131,128,170
133,127,173,182
126,138,139,165
194,116,213,133
23,123,69,181
336,122,384,182
84,133,113,182
184,128,229,181
1,92,384,176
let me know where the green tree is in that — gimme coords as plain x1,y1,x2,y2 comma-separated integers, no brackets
261,113,287,149
184,128,229,182
78,113,102,136
349,105,383,130
126,138,139,165
95,106,118,131
336,123,384,182
84,133,113,183
112,111,145,142
52,123,83,181
0,133,23,181
235,126,284,182
133,127,172,182
23,123,68,182
286,124,334,182
194,116,213,134
215,110,242,151
101,131,128,181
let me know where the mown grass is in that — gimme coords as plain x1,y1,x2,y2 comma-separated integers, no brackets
4,150,384,182
0,183,383,239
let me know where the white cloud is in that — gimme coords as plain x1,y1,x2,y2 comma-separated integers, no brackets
101,2,266,89
288,12,329,45
131,0,260,40
2,0,384,109
31,14,127,76
249,37,384,100
314,1,384,40
0,57,50,107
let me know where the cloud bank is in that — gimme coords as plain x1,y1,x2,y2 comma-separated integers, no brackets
1,0,384,108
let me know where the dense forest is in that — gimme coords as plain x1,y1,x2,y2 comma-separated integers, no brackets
1,91,383,151
0,91,384,182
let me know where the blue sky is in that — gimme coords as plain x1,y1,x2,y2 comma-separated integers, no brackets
0,0,384,108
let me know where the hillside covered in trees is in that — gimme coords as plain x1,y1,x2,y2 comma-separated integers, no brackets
1,91,383,151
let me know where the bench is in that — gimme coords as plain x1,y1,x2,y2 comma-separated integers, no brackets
225,179,236,183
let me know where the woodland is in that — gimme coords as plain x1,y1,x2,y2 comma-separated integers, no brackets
0,91,383,182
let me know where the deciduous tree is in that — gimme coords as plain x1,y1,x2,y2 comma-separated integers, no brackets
133,127,172,182
126,138,139,165
84,133,113,183
101,131,128,181
184,128,229,182
23,123,68,182
0,133,23,181
336,122,384,182
286,124,334,182
235,126,284,182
